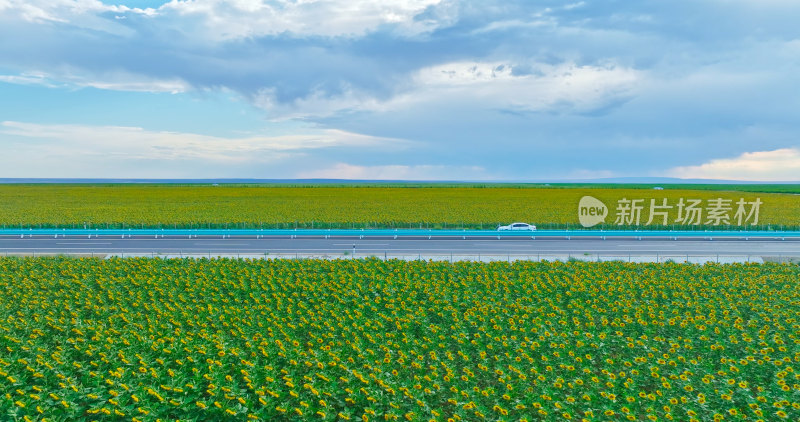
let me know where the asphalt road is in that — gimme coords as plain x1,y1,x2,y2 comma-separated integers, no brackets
0,236,798,257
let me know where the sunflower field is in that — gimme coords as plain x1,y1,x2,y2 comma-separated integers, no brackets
1,257,799,421
0,185,798,230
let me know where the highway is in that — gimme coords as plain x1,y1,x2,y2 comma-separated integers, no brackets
0,235,798,259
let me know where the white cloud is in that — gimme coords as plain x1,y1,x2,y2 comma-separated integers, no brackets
667,148,800,181
1,0,454,39
254,86,386,120
0,72,58,87
76,74,190,94
159,0,453,39
416,61,517,85
256,60,642,119
0,0,155,35
0,121,406,173
411,61,640,114
297,163,493,181
2,0,157,19
0,69,192,93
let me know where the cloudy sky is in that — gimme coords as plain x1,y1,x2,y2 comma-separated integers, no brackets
1,0,799,181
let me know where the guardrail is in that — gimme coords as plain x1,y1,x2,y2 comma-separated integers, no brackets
1,228,799,239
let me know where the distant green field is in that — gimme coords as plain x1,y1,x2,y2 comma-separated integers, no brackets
320,183,800,195
0,184,798,230
529,183,800,194
16,182,796,193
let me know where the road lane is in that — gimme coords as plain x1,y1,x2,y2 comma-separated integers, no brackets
0,236,797,257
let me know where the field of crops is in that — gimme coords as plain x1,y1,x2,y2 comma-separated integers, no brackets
1,257,799,421
0,184,799,230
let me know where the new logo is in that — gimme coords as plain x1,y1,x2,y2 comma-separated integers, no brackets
578,196,608,228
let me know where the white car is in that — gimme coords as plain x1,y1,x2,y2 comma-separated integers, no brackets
497,222,537,231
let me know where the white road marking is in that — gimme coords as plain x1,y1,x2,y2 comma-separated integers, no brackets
56,242,113,245
193,243,251,246
333,243,389,246
615,244,687,248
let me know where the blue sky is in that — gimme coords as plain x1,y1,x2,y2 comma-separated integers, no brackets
0,0,798,180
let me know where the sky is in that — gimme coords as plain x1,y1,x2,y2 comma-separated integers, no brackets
0,0,799,181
